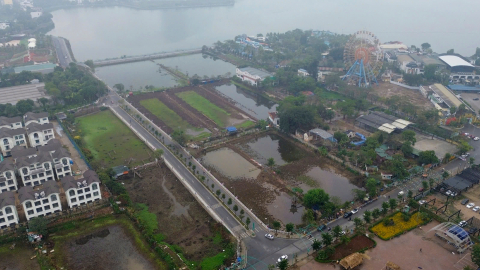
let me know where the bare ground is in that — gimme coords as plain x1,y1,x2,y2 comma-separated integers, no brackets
372,82,434,110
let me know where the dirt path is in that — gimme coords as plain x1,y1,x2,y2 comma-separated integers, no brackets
52,121,89,175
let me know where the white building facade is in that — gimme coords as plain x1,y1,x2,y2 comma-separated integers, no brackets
0,191,19,229
26,122,55,147
236,67,273,86
19,181,61,220
0,128,27,157
62,170,102,208
16,151,55,187
0,160,18,193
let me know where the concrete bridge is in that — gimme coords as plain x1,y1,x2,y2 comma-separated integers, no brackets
93,48,202,67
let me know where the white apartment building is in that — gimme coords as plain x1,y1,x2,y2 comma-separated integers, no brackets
19,181,61,220
26,122,55,147
39,139,72,179
0,191,19,229
0,160,18,193
23,112,49,126
62,170,102,208
16,151,54,187
0,128,27,157
0,116,23,129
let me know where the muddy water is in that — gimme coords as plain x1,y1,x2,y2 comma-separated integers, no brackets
267,192,305,225
65,225,155,270
202,148,260,179
215,84,278,118
161,175,191,218
305,167,359,202
241,134,306,166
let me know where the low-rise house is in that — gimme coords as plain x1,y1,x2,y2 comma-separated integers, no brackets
345,130,356,138
0,127,27,157
16,151,54,187
268,112,280,127
39,139,72,178
298,69,309,77
236,67,273,86
23,112,49,126
0,116,23,129
0,191,19,229
62,170,102,208
26,122,55,147
0,160,18,193
19,181,61,220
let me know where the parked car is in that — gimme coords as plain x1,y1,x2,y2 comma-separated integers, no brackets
418,188,425,192
317,224,327,232
474,137,480,141
398,191,405,196
473,206,480,212
459,221,467,228
450,191,458,197
474,98,479,101
461,199,470,205
446,190,452,196
467,203,475,209
277,255,288,263
351,208,359,215
343,212,353,219
265,233,274,240
419,200,427,205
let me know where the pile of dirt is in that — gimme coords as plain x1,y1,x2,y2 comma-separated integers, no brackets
330,235,375,260
122,163,230,261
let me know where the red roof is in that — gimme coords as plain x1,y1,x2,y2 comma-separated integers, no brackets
268,112,277,119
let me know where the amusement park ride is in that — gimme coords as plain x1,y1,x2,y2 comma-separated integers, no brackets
343,31,384,87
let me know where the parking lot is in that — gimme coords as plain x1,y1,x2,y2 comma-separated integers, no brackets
460,92,480,114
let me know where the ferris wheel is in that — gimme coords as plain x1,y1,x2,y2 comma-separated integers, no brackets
343,31,384,87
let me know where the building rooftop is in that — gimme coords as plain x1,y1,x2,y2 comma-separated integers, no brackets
26,122,53,133
11,145,37,159
356,111,412,134
309,128,334,139
0,116,22,126
431,84,463,108
16,151,52,168
439,55,474,68
14,63,57,74
24,112,49,121
0,83,47,105
18,180,59,203
61,170,100,191
38,139,62,153
396,54,414,63
0,159,15,172
238,67,272,79
51,148,70,160
0,191,15,209
0,127,26,138
448,85,480,92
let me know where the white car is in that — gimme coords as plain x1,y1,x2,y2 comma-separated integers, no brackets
398,191,404,196
467,203,475,209
277,255,288,263
351,208,359,215
459,221,467,228
419,200,426,205
265,233,274,240
473,206,480,212
446,190,452,196
474,137,479,141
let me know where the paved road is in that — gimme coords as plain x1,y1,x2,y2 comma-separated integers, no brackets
52,36,72,68
444,124,480,173
93,48,201,67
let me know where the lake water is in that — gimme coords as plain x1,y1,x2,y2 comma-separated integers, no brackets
305,167,360,202
202,147,260,179
48,0,480,61
240,134,306,166
216,84,278,118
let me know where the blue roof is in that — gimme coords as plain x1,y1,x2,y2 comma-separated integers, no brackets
448,85,480,92
226,126,237,132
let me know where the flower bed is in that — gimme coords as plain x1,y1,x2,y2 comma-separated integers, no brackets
370,212,424,240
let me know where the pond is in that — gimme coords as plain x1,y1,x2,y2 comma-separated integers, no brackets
202,147,260,179
215,84,278,119
267,192,305,225
64,225,155,270
304,167,360,202
239,134,306,166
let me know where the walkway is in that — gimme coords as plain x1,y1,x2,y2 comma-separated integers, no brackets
93,49,201,67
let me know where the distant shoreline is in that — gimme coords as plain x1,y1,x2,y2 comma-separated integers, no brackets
42,0,235,12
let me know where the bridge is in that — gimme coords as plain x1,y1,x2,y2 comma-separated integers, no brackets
92,48,202,67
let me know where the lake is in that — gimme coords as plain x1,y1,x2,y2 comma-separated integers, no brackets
48,0,480,61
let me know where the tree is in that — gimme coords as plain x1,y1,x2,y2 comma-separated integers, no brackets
450,106,457,115
402,130,416,146
233,204,239,213
389,198,397,210
153,149,163,160
334,131,350,146
442,171,450,179
113,83,125,92
302,209,315,224
421,43,431,51
352,189,367,202
286,223,294,234
381,202,389,214
407,190,413,198
227,198,232,205
401,142,413,157
353,217,364,232
216,189,221,196
471,244,480,267
171,130,187,146
389,154,410,180
372,208,381,220
272,221,281,233
303,189,331,209
332,225,342,238
418,150,439,165
15,99,34,115
84,60,95,71
321,232,333,247
312,239,322,251
363,210,372,223
428,178,435,189
277,258,289,270
447,49,455,55
340,234,350,244
278,106,315,133
38,97,49,111
267,157,275,167
365,178,377,198
422,181,429,190
28,216,49,236
469,157,475,166
221,194,226,200
246,217,251,229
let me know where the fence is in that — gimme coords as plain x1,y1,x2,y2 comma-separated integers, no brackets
57,120,93,170
389,80,420,90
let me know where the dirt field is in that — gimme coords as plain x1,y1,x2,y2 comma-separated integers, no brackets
128,80,256,136
372,82,434,110
330,235,375,260
297,221,463,270
122,163,232,261
0,242,41,270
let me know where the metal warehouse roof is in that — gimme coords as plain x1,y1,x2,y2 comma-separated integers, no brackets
356,111,412,134
439,55,474,68
448,85,480,92
309,128,333,139
238,67,272,79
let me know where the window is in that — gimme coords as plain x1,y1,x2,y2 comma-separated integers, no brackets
5,172,11,179
32,175,37,179
47,177,53,181
34,133,39,139
78,190,83,194
25,202,32,208
27,210,34,215
44,205,50,210
86,194,91,199
52,203,59,208
79,196,84,201
44,163,50,170
71,198,77,203
92,183,98,190
43,118,47,121
57,168,62,172
1,189,6,193
51,195,57,201
46,171,52,175
0,182,5,187
36,207,42,213
35,140,39,144
85,188,90,192
69,190,75,196
2,139,8,145
7,215,13,221
0,218,4,223
33,181,39,186
39,173,44,177
7,180,12,185
64,166,69,171
42,199,49,204
22,168,28,175
40,179,45,184
34,201,41,206
5,207,12,214
62,158,68,165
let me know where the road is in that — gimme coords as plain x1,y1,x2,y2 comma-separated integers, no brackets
52,36,73,68
93,48,201,67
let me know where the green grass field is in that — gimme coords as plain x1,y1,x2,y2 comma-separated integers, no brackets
235,120,255,129
177,91,230,127
140,98,193,131
76,110,152,168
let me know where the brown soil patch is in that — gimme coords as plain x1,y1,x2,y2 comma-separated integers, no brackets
0,242,41,270
122,163,231,261
372,82,434,110
330,235,375,260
